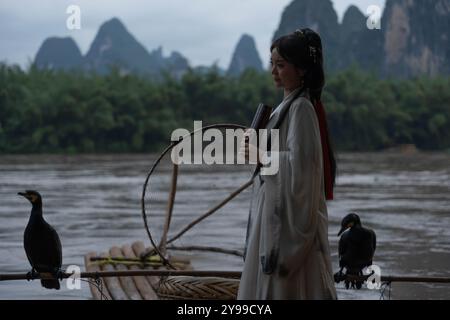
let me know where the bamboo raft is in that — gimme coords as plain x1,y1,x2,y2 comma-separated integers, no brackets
82,132,248,300
84,241,240,300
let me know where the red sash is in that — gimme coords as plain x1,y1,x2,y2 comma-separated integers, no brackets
313,100,334,200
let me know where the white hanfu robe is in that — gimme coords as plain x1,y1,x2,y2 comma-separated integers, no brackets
237,88,337,300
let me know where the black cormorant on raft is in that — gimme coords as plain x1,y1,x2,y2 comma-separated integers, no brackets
335,212,377,289
19,190,62,290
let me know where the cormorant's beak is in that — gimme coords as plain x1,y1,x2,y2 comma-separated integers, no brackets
337,226,347,237
18,192,27,197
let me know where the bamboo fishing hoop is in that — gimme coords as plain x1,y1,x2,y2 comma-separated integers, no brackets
140,123,251,262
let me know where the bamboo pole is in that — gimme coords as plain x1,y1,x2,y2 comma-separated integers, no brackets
159,163,178,255
110,246,142,300
346,274,450,283
0,270,243,281
122,244,159,300
166,179,253,245
1,270,450,284
98,252,128,300
167,245,243,257
132,241,162,290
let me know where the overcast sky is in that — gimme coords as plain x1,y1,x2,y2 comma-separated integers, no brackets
0,0,385,70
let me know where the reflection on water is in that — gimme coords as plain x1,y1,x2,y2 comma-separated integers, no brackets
0,152,449,299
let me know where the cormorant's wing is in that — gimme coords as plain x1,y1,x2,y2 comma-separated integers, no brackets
23,224,36,270
338,232,349,256
47,223,62,268
24,238,35,269
371,229,377,256
338,232,349,267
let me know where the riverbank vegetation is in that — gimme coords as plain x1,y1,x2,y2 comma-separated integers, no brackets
0,64,449,153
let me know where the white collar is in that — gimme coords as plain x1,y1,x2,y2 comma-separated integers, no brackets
269,87,303,119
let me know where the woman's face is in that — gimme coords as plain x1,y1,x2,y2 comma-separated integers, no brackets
270,47,304,92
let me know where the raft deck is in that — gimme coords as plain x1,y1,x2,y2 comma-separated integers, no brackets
84,241,239,300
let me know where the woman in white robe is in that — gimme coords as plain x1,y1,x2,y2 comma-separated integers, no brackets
238,28,337,300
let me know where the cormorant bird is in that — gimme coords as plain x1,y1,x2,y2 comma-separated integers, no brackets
19,190,62,290
334,212,376,289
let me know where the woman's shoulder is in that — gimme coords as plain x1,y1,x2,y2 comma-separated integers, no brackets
289,95,315,116
287,95,320,135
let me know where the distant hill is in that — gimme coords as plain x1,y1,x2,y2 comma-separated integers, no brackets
272,0,450,77
227,34,264,76
382,0,450,77
84,17,157,75
32,2,450,79
338,5,383,72
34,17,190,77
34,37,83,71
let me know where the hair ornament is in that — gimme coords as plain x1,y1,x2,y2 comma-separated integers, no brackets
309,45,317,64
294,29,305,37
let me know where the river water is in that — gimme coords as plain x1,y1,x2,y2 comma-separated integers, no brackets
0,152,449,300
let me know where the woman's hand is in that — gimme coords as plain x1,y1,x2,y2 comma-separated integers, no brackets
239,129,261,165
238,129,250,161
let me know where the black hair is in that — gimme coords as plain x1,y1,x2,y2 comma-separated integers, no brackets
270,28,324,102
271,28,336,187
